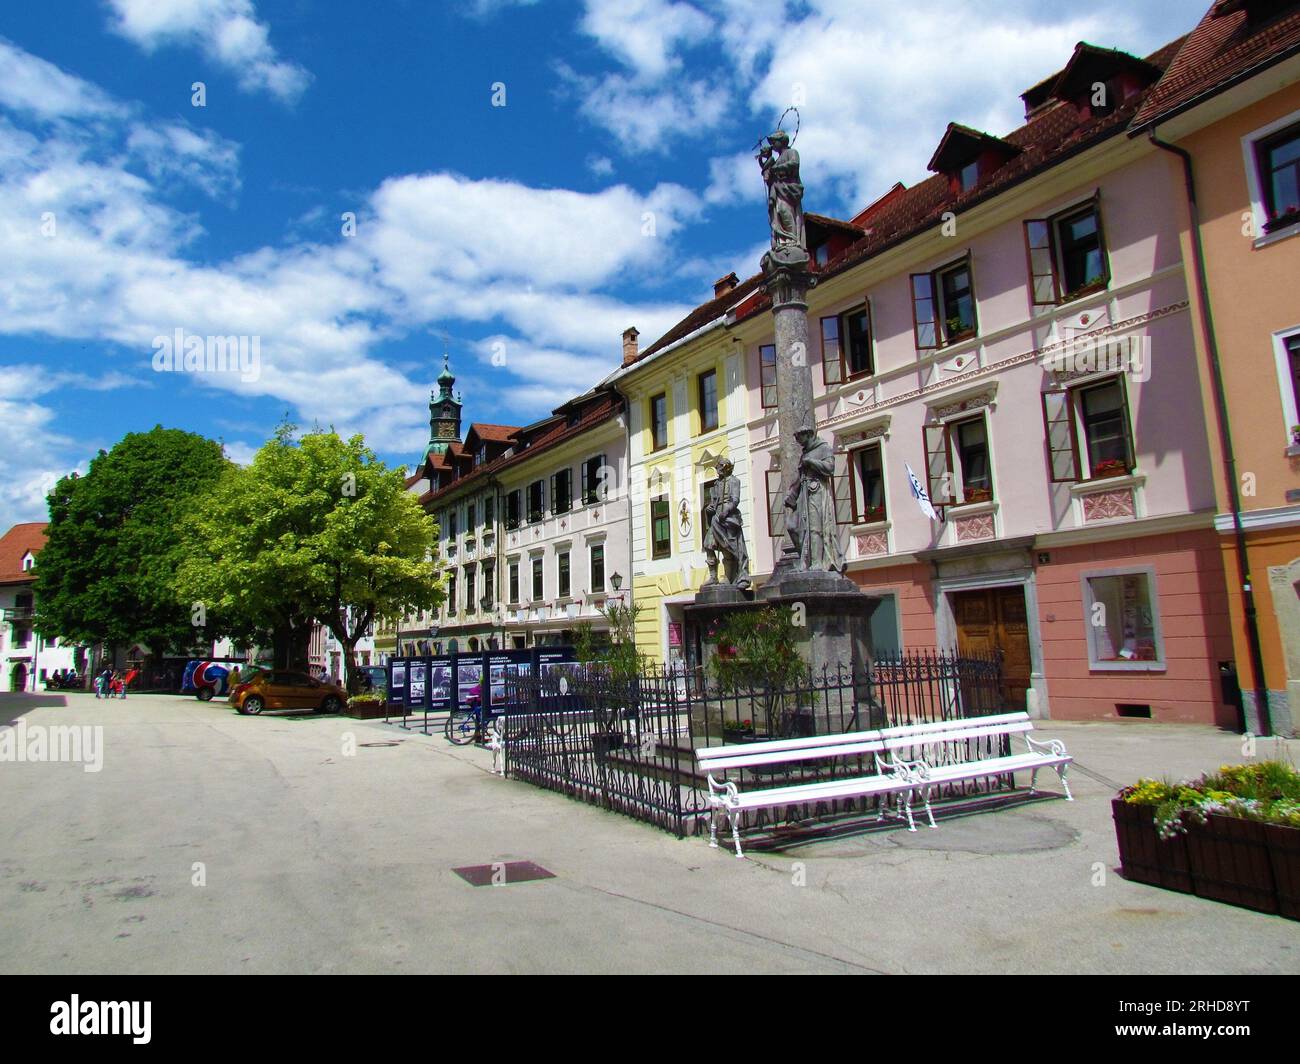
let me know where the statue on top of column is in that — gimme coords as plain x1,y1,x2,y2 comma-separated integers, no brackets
757,128,808,268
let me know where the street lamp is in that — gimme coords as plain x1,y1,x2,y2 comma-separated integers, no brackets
611,571,623,591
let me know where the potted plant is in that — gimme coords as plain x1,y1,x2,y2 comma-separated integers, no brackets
862,503,887,523
1113,761,1300,919
346,692,387,719
1091,457,1129,479
722,718,756,743
1290,424,1300,447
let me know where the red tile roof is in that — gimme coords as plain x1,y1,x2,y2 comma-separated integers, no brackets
637,271,766,361
419,391,623,509
1133,1,1300,127
468,423,520,444
0,522,48,585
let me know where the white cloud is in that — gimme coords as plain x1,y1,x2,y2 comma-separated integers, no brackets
0,363,134,528
579,0,713,80
0,40,697,487
0,38,126,122
104,0,311,103
126,121,241,198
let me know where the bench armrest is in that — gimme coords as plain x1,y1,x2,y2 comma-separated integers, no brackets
706,773,741,808
877,753,930,784
1024,734,1068,759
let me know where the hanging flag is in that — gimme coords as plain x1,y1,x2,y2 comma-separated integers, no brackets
906,463,938,521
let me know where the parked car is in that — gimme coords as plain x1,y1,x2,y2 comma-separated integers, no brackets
230,670,348,715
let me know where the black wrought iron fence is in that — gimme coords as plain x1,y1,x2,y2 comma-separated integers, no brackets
501,650,1010,842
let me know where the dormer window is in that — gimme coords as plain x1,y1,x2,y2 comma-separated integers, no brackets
1046,43,1162,120
21,552,34,572
927,123,1022,197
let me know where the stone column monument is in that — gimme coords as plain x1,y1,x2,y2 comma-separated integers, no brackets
686,120,879,696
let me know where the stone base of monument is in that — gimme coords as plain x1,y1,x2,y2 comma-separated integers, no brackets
693,582,753,606
681,572,883,697
763,573,880,682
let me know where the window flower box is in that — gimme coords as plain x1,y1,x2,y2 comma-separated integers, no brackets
1091,458,1129,480
1265,206,1300,234
962,486,992,504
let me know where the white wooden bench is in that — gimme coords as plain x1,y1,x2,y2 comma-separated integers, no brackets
695,730,931,858
888,712,1072,827
695,712,1072,858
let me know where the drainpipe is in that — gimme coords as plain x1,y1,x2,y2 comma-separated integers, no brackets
1148,127,1272,736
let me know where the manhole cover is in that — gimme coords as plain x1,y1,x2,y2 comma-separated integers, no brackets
358,741,403,748
453,861,556,886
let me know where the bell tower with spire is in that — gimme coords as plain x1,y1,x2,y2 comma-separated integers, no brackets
426,353,463,456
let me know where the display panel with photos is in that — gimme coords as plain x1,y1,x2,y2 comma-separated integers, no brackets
405,660,428,707
428,658,453,705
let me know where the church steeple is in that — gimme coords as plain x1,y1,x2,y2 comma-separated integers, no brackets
426,352,463,456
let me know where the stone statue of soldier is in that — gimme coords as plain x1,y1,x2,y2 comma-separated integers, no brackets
783,427,846,573
757,128,807,266
701,457,750,588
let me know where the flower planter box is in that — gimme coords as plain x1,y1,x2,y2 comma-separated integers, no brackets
1111,798,1191,893
1113,799,1298,919
1266,824,1300,920
1184,814,1277,915
345,699,388,719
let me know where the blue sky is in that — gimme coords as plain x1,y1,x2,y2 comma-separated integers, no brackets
0,0,1212,529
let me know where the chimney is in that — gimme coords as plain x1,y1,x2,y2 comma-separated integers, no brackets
621,326,640,367
713,272,739,299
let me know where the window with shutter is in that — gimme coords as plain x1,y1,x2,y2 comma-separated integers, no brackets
765,466,786,538
1041,390,1080,482
821,316,844,386
1024,219,1059,306
911,273,938,352
760,344,778,409
924,423,955,506
832,449,854,525
581,454,606,504
852,442,887,522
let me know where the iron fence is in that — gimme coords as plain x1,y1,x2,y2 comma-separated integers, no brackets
501,649,1011,844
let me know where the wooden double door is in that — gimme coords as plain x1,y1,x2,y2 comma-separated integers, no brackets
952,586,1032,711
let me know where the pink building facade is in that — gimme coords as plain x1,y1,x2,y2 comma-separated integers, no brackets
728,41,1238,726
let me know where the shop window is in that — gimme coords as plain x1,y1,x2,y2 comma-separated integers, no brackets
1082,569,1164,668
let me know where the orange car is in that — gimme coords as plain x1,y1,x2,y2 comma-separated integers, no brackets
231,670,347,715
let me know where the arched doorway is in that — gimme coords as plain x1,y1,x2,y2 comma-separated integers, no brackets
10,662,28,692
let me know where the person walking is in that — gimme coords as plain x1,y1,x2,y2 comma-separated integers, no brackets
95,666,112,699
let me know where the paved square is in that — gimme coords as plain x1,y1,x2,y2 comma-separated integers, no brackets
1,692,1297,974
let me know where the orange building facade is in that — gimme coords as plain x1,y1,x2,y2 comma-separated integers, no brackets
1133,2,1300,734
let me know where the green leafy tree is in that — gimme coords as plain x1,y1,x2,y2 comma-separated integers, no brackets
34,426,230,660
177,426,445,691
